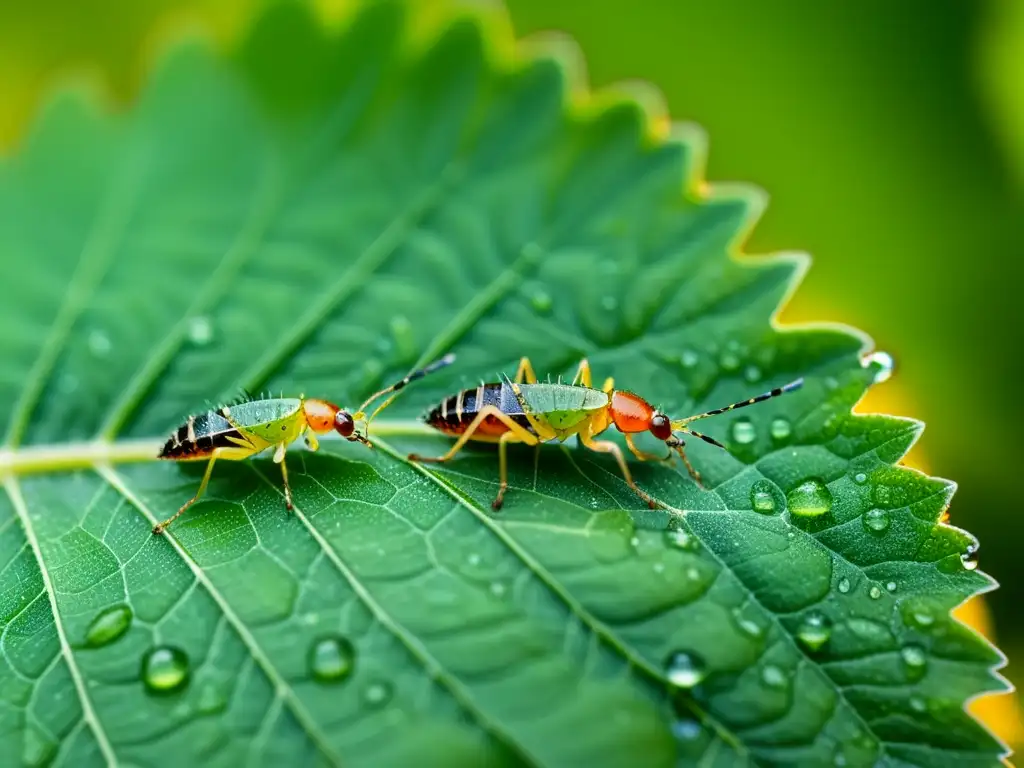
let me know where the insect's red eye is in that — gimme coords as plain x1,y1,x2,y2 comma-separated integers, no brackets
335,411,355,437
650,413,672,440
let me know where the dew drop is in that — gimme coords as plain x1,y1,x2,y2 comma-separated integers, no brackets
869,585,882,600
600,295,619,312
863,351,894,383
88,329,112,357
796,612,832,651
961,545,979,571
363,680,393,708
787,479,833,517
467,552,481,567
671,718,703,742
853,472,867,485
735,614,764,639
761,664,787,689
186,316,214,346
719,350,741,372
665,651,707,689
910,696,927,713
141,646,190,694
749,480,777,514
685,566,701,581
744,365,762,383
629,535,640,548
680,349,699,368
84,604,132,648
489,581,507,598
730,418,756,445
900,644,928,681
769,417,792,442
911,609,934,628
862,508,891,534
665,527,698,550
309,636,355,683
837,577,851,594
886,581,897,593
530,290,553,314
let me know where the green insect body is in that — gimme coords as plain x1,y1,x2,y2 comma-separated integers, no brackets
515,382,610,434
225,398,307,444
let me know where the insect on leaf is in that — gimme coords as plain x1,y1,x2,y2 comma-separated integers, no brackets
0,1,1008,766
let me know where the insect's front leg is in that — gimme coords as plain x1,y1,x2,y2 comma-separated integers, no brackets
304,428,320,451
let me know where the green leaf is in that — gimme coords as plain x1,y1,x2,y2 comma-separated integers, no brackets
0,2,1008,766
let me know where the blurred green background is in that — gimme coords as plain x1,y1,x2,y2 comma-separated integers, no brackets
1,0,1020,745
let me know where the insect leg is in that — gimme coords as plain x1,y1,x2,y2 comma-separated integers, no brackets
513,357,539,384
153,452,221,534
304,428,320,451
624,433,673,463
494,430,529,511
570,359,593,387
272,442,293,510
665,437,704,488
410,405,540,464
580,433,659,509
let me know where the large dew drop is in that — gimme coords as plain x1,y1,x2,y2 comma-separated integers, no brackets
141,646,190,694
796,612,832,651
84,604,132,648
665,651,707,689
309,636,355,683
900,644,928,681
749,479,777,514
730,418,756,445
863,351,894,383
787,479,833,517
862,508,891,534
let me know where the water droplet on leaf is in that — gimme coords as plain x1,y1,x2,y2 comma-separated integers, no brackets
665,527,698,550
863,351,894,383
719,350,741,371
837,577,851,594
84,604,132,648
787,479,833,517
530,290,553,314
853,472,867,485
187,316,213,345
863,508,891,534
665,651,707,689
744,365,762,383
309,637,355,683
869,585,882,599
796,612,832,651
886,581,897,593
750,479,777,514
769,417,792,442
680,349,699,368
761,664,787,689
671,718,703,742
88,329,112,357
730,418,756,445
141,646,190,694
363,680,393,708
900,645,927,681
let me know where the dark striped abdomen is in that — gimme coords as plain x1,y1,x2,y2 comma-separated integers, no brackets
425,382,534,439
159,409,248,460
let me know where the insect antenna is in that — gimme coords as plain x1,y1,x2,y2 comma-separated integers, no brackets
670,378,804,429
357,353,457,425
